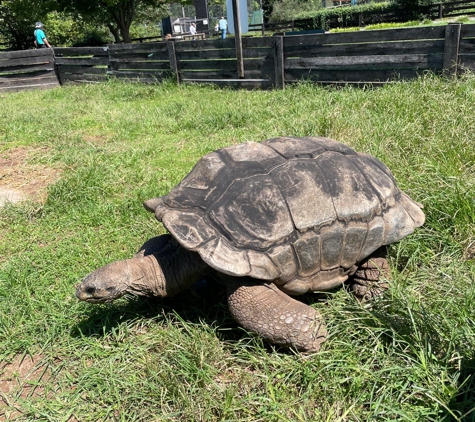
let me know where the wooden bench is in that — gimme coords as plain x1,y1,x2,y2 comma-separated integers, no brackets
180,33,206,41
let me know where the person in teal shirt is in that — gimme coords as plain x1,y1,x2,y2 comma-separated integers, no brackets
34,22,52,49
218,17,227,39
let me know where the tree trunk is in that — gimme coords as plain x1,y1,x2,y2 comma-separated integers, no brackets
109,0,135,43
107,24,121,43
120,25,132,43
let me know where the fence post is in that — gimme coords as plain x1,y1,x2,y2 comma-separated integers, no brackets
232,0,245,78
443,23,461,78
438,3,443,19
167,40,180,85
274,35,284,89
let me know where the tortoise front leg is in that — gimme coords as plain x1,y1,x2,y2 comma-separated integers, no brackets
225,278,327,353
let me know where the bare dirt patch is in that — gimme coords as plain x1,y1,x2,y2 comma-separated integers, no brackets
0,354,51,420
0,147,62,207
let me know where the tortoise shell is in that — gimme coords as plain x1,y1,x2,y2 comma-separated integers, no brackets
145,137,424,294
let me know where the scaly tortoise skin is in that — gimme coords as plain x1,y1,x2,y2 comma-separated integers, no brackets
77,137,425,353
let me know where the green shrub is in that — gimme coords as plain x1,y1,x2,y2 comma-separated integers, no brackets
44,11,111,47
270,0,322,22
294,2,397,31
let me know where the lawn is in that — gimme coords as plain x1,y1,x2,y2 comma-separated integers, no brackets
0,75,474,421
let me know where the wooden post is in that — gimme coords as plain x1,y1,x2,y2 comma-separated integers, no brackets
439,3,443,19
358,13,363,27
167,40,180,85
443,23,461,78
232,0,245,78
274,35,284,89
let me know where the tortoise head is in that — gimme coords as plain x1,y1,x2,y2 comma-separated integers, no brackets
76,260,130,303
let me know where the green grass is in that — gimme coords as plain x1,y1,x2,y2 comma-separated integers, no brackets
329,16,475,33
0,75,474,421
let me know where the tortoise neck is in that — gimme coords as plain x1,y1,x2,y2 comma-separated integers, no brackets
133,241,211,297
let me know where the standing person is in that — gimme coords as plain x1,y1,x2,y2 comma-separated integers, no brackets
219,16,228,39
34,22,52,49
189,22,197,40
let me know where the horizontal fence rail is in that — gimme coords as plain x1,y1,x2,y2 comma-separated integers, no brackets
1,23,475,92
0,49,58,92
54,46,109,84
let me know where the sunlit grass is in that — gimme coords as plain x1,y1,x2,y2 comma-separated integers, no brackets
0,75,474,421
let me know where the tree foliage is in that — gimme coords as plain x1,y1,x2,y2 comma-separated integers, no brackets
294,2,394,31
270,0,322,22
394,0,436,20
44,11,112,46
56,0,173,43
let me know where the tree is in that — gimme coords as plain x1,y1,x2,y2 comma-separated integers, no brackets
262,0,276,22
394,0,436,20
57,0,179,43
269,0,322,22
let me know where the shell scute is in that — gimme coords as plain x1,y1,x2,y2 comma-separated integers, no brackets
199,237,251,276
162,210,217,250
209,175,294,249
271,160,336,231
358,217,385,261
267,244,298,283
320,222,346,270
316,151,381,222
293,232,321,277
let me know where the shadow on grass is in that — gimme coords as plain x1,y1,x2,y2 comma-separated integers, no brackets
71,281,334,355
446,356,475,422
360,300,475,422
71,286,246,343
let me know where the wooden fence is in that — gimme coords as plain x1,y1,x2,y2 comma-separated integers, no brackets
0,49,59,92
107,42,174,83
54,47,109,84
426,0,475,19
279,25,453,86
1,23,475,92
99,23,475,89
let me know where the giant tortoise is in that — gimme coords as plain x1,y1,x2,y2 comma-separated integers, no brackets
76,136,424,353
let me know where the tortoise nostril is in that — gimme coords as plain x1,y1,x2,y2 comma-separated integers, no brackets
85,287,96,295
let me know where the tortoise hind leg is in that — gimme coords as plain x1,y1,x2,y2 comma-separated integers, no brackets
225,277,327,353
349,246,390,300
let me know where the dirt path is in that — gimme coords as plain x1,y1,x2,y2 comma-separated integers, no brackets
0,147,61,207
